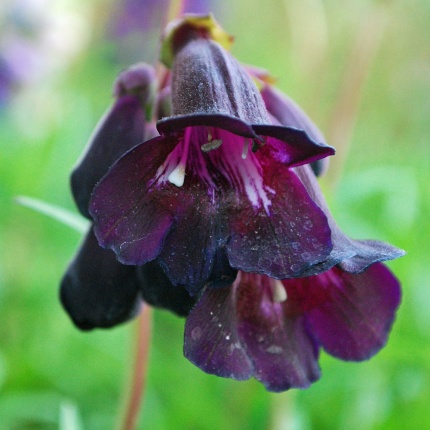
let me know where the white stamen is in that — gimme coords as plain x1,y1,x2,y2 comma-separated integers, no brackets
241,138,249,160
166,128,193,187
168,163,186,187
271,279,288,303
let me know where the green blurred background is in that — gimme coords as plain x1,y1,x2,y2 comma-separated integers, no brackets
0,0,429,428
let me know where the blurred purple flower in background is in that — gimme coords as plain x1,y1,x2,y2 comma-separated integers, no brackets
108,0,223,64
0,0,89,106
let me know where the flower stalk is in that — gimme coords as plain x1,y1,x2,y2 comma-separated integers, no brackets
117,306,153,430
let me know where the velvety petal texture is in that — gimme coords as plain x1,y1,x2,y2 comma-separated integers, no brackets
303,264,401,361
294,164,406,275
185,263,401,391
90,35,336,292
185,272,321,391
71,64,155,218
60,228,142,330
137,261,197,317
184,286,254,380
90,125,334,292
90,135,177,266
259,83,329,176
61,13,404,395
158,38,334,167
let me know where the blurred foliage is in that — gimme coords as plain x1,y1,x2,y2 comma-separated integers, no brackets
0,0,429,429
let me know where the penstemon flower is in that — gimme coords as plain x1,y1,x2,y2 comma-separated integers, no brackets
61,63,195,329
61,14,404,392
184,263,401,392
89,16,336,295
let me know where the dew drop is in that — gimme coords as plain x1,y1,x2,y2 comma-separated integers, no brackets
290,263,301,272
301,252,312,261
191,326,202,341
266,345,283,354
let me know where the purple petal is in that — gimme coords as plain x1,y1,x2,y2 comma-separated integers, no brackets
227,146,333,279
169,38,270,124
252,125,334,168
156,178,220,292
337,239,406,273
184,286,254,380
60,227,142,330
90,136,178,265
294,164,406,274
113,63,156,104
137,261,196,317
159,38,334,167
91,126,334,288
260,85,327,148
305,264,402,361
157,113,258,139
90,132,233,290
71,95,145,218
71,63,155,218
252,72,331,176
236,274,321,391
185,274,322,391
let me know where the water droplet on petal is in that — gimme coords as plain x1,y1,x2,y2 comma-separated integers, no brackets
191,326,202,341
266,345,283,354
290,263,301,272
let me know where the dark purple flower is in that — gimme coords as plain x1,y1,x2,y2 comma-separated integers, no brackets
90,18,336,295
71,63,155,218
60,13,404,395
61,227,196,330
62,63,196,329
60,227,143,330
184,263,401,392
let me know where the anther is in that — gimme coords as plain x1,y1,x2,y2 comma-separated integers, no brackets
271,279,288,303
201,139,223,152
168,163,186,187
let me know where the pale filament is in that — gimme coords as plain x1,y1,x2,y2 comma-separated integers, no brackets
242,138,250,160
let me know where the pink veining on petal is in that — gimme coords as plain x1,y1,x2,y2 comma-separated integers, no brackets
151,125,276,212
